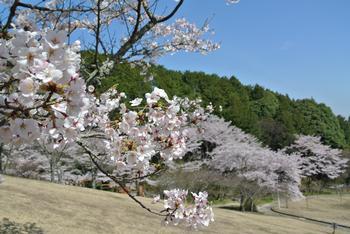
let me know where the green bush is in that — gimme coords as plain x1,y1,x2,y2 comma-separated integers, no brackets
0,218,44,234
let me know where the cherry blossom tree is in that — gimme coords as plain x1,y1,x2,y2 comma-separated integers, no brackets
0,31,215,224
0,0,239,84
35,139,72,182
284,135,348,193
188,115,303,211
273,150,303,208
0,0,243,228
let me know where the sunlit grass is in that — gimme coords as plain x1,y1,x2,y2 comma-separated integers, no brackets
0,176,347,234
276,193,350,226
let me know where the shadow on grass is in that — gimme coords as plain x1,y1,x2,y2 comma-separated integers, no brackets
217,205,260,213
217,204,242,211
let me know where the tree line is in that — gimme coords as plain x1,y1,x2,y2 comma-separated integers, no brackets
94,60,350,150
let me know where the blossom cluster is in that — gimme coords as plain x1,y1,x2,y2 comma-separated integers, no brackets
82,86,212,178
151,18,220,56
0,28,87,146
3,0,233,63
284,135,348,179
160,189,214,229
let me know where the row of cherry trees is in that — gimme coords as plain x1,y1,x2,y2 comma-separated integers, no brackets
180,115,348,211
2,113,347,209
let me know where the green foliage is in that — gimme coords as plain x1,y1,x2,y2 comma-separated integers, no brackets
337,116,350,149
256,196,274,205
258,118,295,150
340,150,350,185
85,53,349,149
250,86,279,118
293,99,346,148
0,218,43,234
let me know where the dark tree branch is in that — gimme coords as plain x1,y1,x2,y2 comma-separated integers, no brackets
17,2,92,13
114,0,184,64
94,0,102,67
1,0,20,34
76,139,165,217
129,0,143,40
142,0,184,24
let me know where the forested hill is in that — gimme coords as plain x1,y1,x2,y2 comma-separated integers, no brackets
95,62,350,150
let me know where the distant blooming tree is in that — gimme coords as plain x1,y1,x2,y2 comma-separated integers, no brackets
0,140,101,186
0,0,241,228
5,145,49,179
273,150,303,208
186,115,303,211
35,139,73,183
283,135,348,192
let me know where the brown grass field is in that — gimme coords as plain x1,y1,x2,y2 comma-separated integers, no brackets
0,175,348,234
276,194,350,226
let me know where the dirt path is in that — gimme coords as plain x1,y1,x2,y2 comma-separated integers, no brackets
258,202,350,233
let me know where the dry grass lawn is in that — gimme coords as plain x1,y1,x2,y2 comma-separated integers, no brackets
276,194,350,226
0,176,348,234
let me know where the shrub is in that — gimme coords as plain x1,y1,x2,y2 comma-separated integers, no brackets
0,218,44,234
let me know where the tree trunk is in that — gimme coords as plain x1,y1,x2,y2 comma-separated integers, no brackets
57,168,63,184
92,179,96,189
239,193,245,212
339,189,343,202
0,144,3,173
137,183,145,197
91,170,97,189
250,199,254,212
306,177,312,194
50,160,55,182
240,195,257,212
247,198,257,212
277,191,281,209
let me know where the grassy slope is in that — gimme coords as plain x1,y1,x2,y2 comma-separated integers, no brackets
277,194,350,226
0,176,347,234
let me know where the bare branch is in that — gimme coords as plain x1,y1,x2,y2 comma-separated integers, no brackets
17,1,92,13
1,0,20,34
114,0,185,63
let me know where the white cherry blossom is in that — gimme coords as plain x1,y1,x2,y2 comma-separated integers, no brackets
130,98,143,107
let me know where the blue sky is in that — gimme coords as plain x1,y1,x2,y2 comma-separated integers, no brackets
158,0,350,117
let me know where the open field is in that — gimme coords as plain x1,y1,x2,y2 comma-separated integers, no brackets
276,194,350,226
0,176,348,234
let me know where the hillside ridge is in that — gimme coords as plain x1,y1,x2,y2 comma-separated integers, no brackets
90,59,350,149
